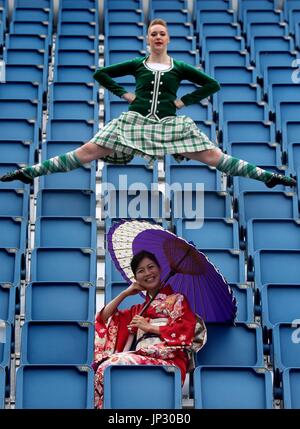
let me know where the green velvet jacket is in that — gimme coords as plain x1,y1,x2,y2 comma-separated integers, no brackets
93,55,220,120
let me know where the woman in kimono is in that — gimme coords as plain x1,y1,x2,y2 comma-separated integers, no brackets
93,250,207,409
1,19,296,188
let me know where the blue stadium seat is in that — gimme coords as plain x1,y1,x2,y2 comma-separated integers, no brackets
269,84,300,115
15,365,94,409
262,65,298,95
5,34,48,51
39,141,95,190
54,65,97,83
200,249,246,284
213,66,255,84
261,284,300,328
103,365,182,409
275,101,300,135
196,10,237,32
213,82,261,110
15,0,53,7
0,216,27,249
254,51,299,82
166,22,194,37
0,100,42,129
30,247,96,283
196,322,264,367
20,321,94,365
5,64,48,92
0,140,32,166
283,368,300,409
245,22,289,47
0,284,16,324
221,120,276,152
104,281,145,310
230,283,254,324
0,323,12,367
5,48,48,69
0,189,29,218
281,120,300,154
49,100,97,122
59,8,97,23
25,281,95,322
272,323,300,370
238,191,298,230
46,119,97,141
0,248,22,285
34,216,97,248
0,366,5,409
102,159,159,191
61,0,96,8
205,51,251,76
284,1,300,29
150,9,191,24
202,36,245,62
13,7,52,22
218,101,268,124
287,142,300,176
171,190,232,220
9,21,52,38
227,142,282,168
239,0,276,21
165,159,223,192
49,82,98,102
194,366,273,409
254,250,300,288
57,22,98,36
0,81,42,102
36,189,96,217
55,49,98,67
243,9,283,27
0,118,39,145
105,21,146,38
56,35,97,51
199,22,241,39
174,218,240,250
106,10,144,24
247,219,300,258
250,36,294,64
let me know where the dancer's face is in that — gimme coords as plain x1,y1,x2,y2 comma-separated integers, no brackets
134,257,161,294
147,24,169,54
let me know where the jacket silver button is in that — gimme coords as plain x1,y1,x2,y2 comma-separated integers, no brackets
151,81,154,84
148,109,151,112
159,92,161,95
151,91,153,94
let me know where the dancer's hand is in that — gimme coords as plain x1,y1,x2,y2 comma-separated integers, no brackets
174,99,185,109
122,92,136,104
124,282,145,297
128,315,151,333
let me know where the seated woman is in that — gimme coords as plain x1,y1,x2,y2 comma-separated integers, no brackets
93,250,207,409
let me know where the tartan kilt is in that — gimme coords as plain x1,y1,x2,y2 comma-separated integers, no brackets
90,111,217,164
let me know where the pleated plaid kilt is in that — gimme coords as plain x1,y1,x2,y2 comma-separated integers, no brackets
90,111,217,164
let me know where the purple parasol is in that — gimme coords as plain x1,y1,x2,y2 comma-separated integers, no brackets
107,219,236,323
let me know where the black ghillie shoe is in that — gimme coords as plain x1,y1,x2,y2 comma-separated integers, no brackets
0,169,33,184
265,174,297,189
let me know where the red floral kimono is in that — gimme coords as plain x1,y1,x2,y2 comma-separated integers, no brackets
93,285,207,409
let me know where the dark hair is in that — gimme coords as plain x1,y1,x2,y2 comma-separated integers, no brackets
131,250,160,277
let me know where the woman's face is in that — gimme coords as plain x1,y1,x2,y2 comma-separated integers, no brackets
134,257,161,292
147,24,169,54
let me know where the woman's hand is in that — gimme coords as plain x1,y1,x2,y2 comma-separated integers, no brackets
174,99,185,109
128,315,151,333
124,282,145,297
122,92,136,104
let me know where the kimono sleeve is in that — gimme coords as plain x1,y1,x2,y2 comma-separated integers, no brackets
158,294,197,348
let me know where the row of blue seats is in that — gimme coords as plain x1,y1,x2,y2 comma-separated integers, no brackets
10,362,300,409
